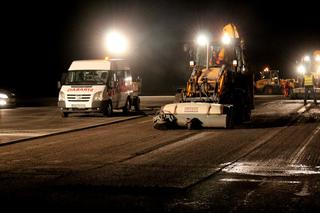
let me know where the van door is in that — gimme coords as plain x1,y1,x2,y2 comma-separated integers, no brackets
107,71,120,108
115,70,128,107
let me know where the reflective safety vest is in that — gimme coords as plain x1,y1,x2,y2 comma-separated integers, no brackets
304,74,314,86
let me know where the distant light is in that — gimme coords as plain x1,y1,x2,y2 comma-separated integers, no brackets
264,67,269,72
303,55,311,62
189,60,195,66
315,55,320,62
297,64,306,74
0,100,6,106
221,34,231,45
105,56,109,60
0,93,8,99
232,60,238,66
196,34,209,46
105,31,128,54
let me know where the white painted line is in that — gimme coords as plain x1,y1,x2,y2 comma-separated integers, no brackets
219,178,300,184
0,133,46,137
297,103,311,114
222,162,320,176
138,120,151,124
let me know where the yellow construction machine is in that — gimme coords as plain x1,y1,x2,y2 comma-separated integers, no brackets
153,23,254,129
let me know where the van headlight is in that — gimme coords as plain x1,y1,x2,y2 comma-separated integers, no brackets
0,100,7,106
59,91,65,101
93,91,103,101
0,93,8,99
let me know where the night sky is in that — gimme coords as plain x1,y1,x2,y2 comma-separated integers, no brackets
2,0,320,96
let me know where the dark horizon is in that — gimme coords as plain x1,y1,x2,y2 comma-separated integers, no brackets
2,0,320,97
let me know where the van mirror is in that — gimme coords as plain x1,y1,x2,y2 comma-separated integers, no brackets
61,73,67,85
57,81,62,89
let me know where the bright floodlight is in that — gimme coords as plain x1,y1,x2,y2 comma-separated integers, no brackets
297,64,306,74
105,31,128,54
196,34,208,46
303,55,311,62
221,34,231,45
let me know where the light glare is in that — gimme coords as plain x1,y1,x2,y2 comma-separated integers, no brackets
303,55,311,62
105,31,128,54
196,34,208,46
222,34,231,45
0,93,8,99
0,100,6,106
297,64,306,74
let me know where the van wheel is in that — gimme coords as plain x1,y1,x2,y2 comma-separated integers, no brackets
133,97,140,112
61,112,69,118
103,102,113,117
123,98,131,114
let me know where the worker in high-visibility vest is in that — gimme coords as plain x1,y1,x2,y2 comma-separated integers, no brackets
303,71,317,105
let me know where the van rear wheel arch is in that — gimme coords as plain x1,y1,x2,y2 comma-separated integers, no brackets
102,100,113,117
123,96,132,114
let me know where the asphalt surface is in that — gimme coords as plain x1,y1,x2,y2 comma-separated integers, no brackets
0,95,319,212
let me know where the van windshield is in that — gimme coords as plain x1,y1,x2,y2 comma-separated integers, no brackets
65,70,108,85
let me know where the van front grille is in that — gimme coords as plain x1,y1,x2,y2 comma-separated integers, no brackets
67,94,91,102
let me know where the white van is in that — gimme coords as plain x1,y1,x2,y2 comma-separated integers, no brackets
58,59,140,117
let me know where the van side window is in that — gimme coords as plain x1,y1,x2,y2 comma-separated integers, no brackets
116,71,125,81
100,72,108,84
124,70,132,85
113,72,117,82
124,70,129,78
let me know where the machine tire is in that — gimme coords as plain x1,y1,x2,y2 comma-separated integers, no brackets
123,97,131,114
186,118,202,130
153,122,169,130
225,107,234,129
244,107,251,122
102,101,113,117
61,112,69,118
232,89,249,124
